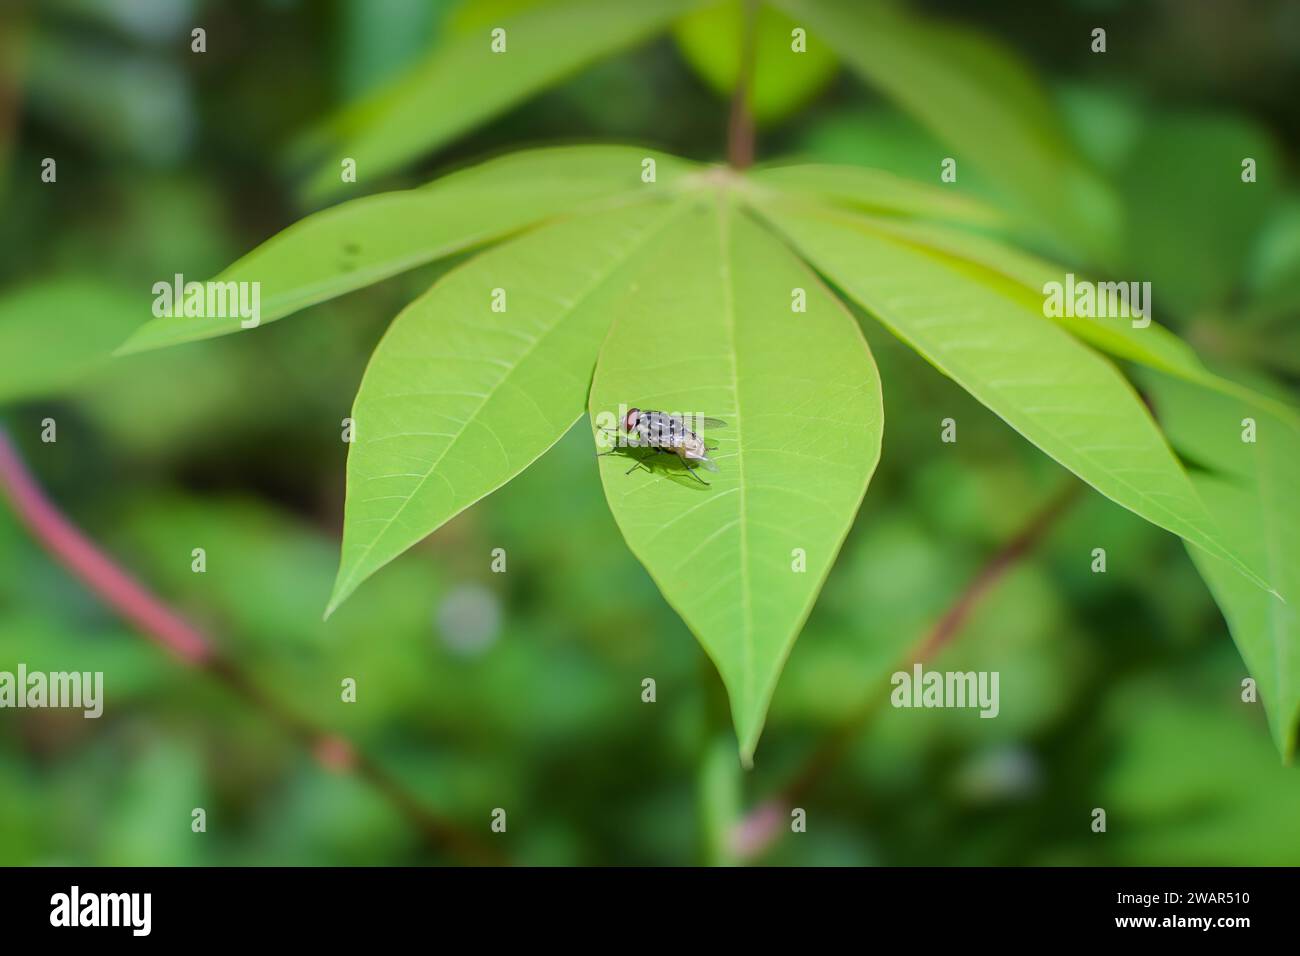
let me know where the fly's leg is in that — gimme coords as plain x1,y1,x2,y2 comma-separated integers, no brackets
682,459,710,486
622,447,660,475
625,457,653,476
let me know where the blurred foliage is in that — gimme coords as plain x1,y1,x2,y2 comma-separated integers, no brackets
673,0,837,125
0,0,1297,865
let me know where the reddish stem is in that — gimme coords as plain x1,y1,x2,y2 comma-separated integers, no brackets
0,426,502,865
733,481,1082,860
726,0,759,169
0,430,210,663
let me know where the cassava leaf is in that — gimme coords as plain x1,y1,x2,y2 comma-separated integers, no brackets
754,198,1276,596
588,193,883,762
769,0,1119,263
672,0,838,125
118,147,696,355
800,206,1299,422
0,278,142,403
296,0,700,200
327,197,694,615
748,163,1004,227
1145,373,1300,759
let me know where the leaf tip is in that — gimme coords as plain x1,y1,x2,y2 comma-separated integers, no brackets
737,724,761,769
322,588,348,621
325,562,364,621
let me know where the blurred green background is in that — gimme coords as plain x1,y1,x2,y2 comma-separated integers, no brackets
1,0,1298,866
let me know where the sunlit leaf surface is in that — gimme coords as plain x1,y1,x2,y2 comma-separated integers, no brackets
756,198,1275,596
588,192,882,760
120,147,696,354
328,198,693,614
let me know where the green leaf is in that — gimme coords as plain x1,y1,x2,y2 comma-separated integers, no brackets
672,0,837,125
118,146,697,355
588,194,883,762
755,198,1276,596
297,0,700,200
1247,195,1300,320
769,0,1118,263
794,107,1004,207
1145,373,1300,759
0,278,142,403
327,198,693,615
748,163,1004,227
1101,685,1300,862
801,206,1298,421
1121,112,1280,315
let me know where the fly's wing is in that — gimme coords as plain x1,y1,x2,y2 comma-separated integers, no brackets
698,456,719,472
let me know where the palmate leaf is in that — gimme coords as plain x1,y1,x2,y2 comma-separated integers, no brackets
1145,373,1300,759
753,197,1277,597
296,0,702,200
119,147,696,354
140,140,1284,759
588,193,882,763
326,197,695,615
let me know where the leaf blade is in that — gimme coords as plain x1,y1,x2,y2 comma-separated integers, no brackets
1146,373,1300,759
589,194,883,760
119,146,696,354
298,0,700,200
673,0,838,125
770,0,1118,261
783,202,1299,422
756,199,1275,595
327,197,693,615
748,163,1005,227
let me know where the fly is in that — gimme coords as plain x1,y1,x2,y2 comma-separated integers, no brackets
599,407,726,486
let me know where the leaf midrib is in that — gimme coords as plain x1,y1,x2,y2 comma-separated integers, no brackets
714,195,756,716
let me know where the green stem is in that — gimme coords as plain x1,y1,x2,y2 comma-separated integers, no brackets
697,656,742,865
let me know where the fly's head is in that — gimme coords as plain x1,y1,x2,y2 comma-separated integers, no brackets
623,407,641,433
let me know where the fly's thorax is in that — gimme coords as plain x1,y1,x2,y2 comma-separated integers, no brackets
638,410,688,448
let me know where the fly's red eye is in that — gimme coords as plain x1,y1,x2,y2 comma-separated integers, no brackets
624,408,640,431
